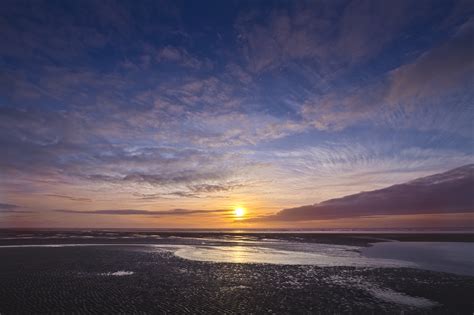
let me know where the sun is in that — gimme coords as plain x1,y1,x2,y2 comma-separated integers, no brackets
234,207,246,217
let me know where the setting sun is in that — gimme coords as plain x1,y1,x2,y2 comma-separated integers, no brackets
234,207,246,217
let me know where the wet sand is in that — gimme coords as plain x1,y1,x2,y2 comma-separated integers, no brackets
0,231,473,314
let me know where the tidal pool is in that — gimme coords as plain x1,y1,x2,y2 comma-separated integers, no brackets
172,243,416,268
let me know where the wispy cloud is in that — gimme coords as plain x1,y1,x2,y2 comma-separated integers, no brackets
156,46,210,69
235,0,428,74
386,17,474,106
300,17,474,134
55,208,229,216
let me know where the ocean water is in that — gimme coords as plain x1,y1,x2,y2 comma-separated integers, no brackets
361,241,474,276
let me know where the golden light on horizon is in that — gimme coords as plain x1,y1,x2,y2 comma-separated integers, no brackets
234,207,246,217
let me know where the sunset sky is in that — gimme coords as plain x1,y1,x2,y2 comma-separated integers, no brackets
1,0,473,228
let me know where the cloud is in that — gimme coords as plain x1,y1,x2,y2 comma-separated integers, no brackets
235,0,430,74
55,208,229,216
159,183,243,199
0,203,19,210
0,203,32,213
189,183,242,193
45,194,92,202
0,107,256,194
85,168,235,190
300,17,474,134
386,17,474,106
249,164,474,222
235,4,329,73
336,0,417,62
166,191,201,198
156,46,208,69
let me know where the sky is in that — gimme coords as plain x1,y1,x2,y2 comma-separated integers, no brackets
0,0,473,229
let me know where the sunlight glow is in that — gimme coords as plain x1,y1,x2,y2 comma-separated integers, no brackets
234,207,246,217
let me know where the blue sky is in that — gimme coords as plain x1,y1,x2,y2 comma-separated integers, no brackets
0,0,473,228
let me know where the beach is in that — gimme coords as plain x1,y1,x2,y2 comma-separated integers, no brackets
0,230,473,314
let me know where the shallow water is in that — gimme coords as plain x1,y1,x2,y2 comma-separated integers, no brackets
172,243,415,268
1,234,473,276
0,241,415,268
361,241,474,276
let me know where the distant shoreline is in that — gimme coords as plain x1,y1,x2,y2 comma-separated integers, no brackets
1,230,473,247
1,227,473,233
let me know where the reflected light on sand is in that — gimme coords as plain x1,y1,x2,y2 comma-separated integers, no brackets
226,246,248,263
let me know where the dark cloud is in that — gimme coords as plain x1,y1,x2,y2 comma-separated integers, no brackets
131,184,240,199
166,191,201,198
86,170,231,188
0,203,19,210
162,183,243,198
250,165,474,222
45,195,92,202
189,183,242,193
0,203,32,213
55,208,229,216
